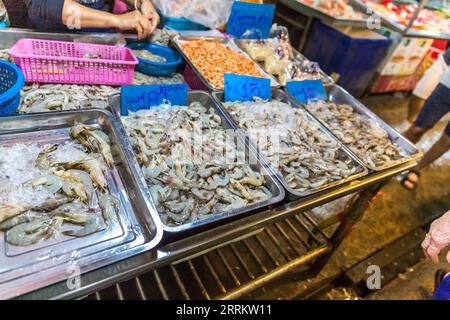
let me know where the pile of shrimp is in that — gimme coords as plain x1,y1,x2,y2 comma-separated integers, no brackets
0,124,120,247
180,39,264,89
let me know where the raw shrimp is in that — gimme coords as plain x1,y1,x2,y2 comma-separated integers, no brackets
6,217,63,246
180,39,264,89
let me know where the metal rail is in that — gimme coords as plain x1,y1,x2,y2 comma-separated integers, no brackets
83,211,329,300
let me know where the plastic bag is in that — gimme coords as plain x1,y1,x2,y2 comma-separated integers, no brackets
0,0,9,27
264,43,289,76
153,0,234,29
147,28,178,46
153,0,184,18
269,23,290,45
73,33,127,46
279,59,322,84
269,23,294,59
241,40,271,62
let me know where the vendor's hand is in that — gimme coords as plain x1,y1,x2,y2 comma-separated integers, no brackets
140,0,160,34
114,11,152,40
422,210,450,264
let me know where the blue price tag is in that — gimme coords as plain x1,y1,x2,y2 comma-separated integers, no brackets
226,1,275,39
120,84,188,115
224,74,271,102
285,80,327,104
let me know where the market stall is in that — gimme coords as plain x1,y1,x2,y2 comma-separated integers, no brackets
350,0,450,93
0,1,426,300
275,0,450,94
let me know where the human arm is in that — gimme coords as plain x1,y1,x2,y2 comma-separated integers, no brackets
25,0,152,39
422,210,450,263
120,0,159,33
62,0,152,38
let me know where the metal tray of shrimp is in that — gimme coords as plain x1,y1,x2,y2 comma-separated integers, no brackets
171,36,281,92
109,91,285,234
302,85,423,172
0,109,163,299
212,89,368,200
232,39,334,86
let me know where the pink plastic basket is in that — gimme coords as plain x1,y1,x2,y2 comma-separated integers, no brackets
8,39,138,85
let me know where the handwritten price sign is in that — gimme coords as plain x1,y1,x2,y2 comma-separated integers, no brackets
224,74,271,102
226,1,275,39
120,83,188,115
285,80,327,104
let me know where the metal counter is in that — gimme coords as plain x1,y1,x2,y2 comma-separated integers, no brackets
0,28,420,300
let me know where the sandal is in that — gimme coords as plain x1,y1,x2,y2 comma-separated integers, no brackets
400,169,421,191
435,269,450,293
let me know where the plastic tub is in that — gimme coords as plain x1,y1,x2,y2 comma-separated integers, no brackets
8,39,138,85
304,20,392,97
0,61,24,116
127,43,182,76
162,16,208,31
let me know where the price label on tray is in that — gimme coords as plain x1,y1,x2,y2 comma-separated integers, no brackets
224,73,271,102
226,1,275,39
120,84,188,115
286,80,327,104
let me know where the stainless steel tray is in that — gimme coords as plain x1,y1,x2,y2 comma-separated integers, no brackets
279,0,369,28
171,36,281,91
233,38,334,86
0,109,163,299
212,90,368,200
109,91,285,234
302,85,423,171
293,0,368,24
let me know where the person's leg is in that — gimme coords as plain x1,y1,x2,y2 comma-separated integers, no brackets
404,84,450,143
410,54,448,122
416,128,450,171
403,125,428,144
401,85,450,190
403,97,438,145
402,122,450,190
407,95,425,123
